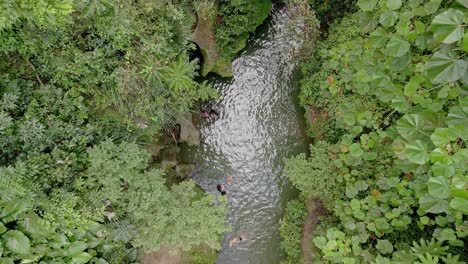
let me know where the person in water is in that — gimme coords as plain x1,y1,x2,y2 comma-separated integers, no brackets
216,184,226,195
201,109,219,120
201,110,210,118
209,109,219,120
229,235,245,247
227,175,234,185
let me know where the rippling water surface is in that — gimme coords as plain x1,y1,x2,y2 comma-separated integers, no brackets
182,7,309,263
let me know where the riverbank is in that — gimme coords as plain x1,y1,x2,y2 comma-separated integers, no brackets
282,0,467,262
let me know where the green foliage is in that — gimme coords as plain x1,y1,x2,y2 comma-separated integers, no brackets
286,0,468,262
279,200,306,263
82,141,228,252
213,0,272,64
0,1,227,262
308,0,357,28
285,142,344,209
0,0,73,30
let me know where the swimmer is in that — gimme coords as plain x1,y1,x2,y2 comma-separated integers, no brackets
209,109,219,120
201,111,210,118
227,175,234,185
216,184,226,195
229,235,245,247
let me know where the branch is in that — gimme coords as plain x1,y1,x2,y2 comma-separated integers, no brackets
26,59,44,86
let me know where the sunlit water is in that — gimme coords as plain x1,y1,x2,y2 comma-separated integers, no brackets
182,6,309,263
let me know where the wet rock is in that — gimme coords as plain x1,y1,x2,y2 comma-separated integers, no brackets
176,164,195,179
146,143,163,158
177,113,200,146
161,159,177,171
191,1,233,77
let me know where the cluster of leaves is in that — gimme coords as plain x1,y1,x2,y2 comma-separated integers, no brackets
0,0,228,262
284,0,467,262
1,0,217,131
279,200,306,264
307,0,357,30
213,0,272,66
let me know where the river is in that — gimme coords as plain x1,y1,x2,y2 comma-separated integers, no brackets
182,6,309,263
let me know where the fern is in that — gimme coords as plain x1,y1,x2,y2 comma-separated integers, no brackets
0,166,28,202
412,238,449,257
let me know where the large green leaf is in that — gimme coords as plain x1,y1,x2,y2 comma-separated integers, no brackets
449,197,468,213
430,148,452,164
434,228,457,242
369,28,388,48
357,0,378,11
69,252,93,264
0,223,6,235
313,236,327,249
456,0,468,8
350,143,364,157
447,106,468,126
397,114,428,140
3,230,31,255
405,140,430,164
426,50,467,83
461,96,468,113
380,11,398,28
376,239,394,254
419,194,449,213
386,36,411,57
430,128,457,147
452,148,468,163
429,9,464,44
386,0,402,10
431,162,455,177
67,241,88,255
464,31,468,52
428,176,451,199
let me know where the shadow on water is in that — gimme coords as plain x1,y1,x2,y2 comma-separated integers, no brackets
181,5,310,264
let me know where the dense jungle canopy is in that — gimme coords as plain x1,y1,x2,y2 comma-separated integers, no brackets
0,0,467,263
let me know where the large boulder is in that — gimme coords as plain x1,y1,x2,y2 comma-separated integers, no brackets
192,0,233,77
177,113,200,146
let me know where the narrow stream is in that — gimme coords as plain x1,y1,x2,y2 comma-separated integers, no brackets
182,6,309,263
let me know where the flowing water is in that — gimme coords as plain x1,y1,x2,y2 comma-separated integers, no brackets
182,6,309,263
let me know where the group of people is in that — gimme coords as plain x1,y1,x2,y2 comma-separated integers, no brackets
216,176,245,247
201,109,219,120
216,175,233,196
